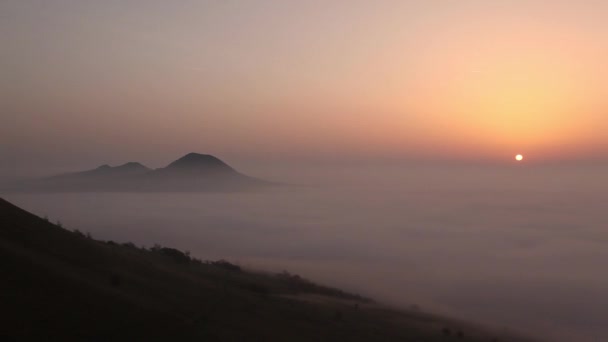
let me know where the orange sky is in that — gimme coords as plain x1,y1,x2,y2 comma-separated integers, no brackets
2,0,607,170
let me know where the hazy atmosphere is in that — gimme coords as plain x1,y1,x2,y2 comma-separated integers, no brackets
2,1,608,341
6,164,608,340
2,0,608,176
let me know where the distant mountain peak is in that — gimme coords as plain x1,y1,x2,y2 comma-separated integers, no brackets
91,162,149,172
10,153,270,192
176,153,222,163
116,162,148,170
166,153,234,171
49,162,151,180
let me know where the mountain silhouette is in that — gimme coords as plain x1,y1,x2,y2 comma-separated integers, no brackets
49,162,151,180
5,153,270,192
150,153,239,178
166,153,235,171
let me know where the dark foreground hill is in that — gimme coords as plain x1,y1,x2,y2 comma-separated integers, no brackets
0,198,536,341
5,153,270,192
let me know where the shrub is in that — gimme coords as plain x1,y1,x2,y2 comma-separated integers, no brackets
122,242,137,249
275,270,368,301
210,260,241,272
158,247,191,264
151,243,162,252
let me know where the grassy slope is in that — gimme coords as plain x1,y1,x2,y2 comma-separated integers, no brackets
0,198,534,341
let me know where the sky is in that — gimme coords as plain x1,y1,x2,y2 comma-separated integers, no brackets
2,0,608,175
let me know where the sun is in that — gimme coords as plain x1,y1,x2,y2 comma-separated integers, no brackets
515,154,524,161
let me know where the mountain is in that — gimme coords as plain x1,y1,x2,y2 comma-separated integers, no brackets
5,153,270,192
164,153,236,173
143,153,265,191
48,162,151,180
0,197,533,341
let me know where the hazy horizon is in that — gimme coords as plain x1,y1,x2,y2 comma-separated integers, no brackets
2,0,608,177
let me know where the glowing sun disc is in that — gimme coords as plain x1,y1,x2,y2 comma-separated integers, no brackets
515,154,524,161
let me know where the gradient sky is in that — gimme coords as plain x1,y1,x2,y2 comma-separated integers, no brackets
2,0,608,174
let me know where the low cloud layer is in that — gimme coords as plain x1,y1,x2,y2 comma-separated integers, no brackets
6,164,608,341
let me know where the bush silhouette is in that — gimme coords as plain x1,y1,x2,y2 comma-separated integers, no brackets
122,242,137,249
210,259,241,272
158,247,191,264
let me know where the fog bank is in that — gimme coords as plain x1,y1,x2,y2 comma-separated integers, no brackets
5,164,608,341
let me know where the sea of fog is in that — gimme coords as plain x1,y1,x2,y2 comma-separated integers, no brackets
5,164,608,341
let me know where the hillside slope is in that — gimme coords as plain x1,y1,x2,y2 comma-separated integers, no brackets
0,198,534,341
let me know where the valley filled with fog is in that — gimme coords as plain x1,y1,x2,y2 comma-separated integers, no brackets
5,164,608,341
